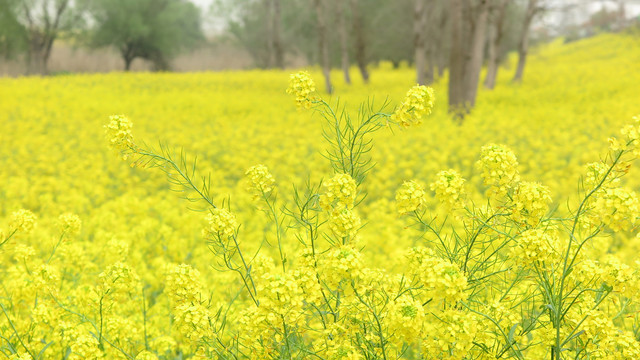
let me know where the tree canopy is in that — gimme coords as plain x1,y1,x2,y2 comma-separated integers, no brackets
90,0,204,71
0,0,27,60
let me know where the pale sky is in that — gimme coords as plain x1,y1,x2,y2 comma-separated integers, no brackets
191,0,216,20
191,0,213,7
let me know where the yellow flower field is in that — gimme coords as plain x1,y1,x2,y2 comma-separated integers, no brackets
1,33,640,359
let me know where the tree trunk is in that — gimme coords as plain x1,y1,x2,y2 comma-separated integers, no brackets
423,0,439,85
513,0,537,83
27,50,46,75
122,45,135,71
449,0,490,118
484,0,509,89
463,0,489,107
448,0,466,116
336,0,351,84
273,0,284,69
124,57,133,71
265,0,274,68
151,52,170,72
484,21,498,88
414,0,428,85
424,42,434,84
314,0,332,94
435,2,448,81
350,0,369,83
27,33,47,75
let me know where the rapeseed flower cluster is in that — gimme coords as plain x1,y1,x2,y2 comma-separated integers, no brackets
286,71,316,109
610,114,640,157
584,161,619,190
164,263,205,303
395,180,427,214
9,209,37,233
391,85,435,127
594,187,640,232
69,332,103,359
430,169,466,211
245,164,276,194
511,229,558,266
319,244,364,286
422,309,478,360
477,143,520,197
387,294,426,341
320,173,361,238
58,212,81,235
173,302,212,341
164,264,211,344
511,181,552,226
98,261,139,294
203,208,238,240
320,173,357,210
328,207,361,238
407,246,468,304
104,114,135,153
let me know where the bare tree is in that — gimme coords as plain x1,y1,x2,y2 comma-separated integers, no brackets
513,0,541,82
264,0,274,67
272,0,284,68
434,1,449,79
414,0,428,85
19,0,72,75
313,0,332,93
350,0,369,83
423,0,446,84
449,0,465,115
464,0,489,106
264,0,283,69
336,0,351,84
484,0,510,89
448,0,490,117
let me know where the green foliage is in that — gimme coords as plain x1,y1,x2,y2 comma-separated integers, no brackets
90,0,205,70
366,0,414,68
0,0,27,59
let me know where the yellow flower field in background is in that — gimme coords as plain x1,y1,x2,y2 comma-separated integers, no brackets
1,33,640,359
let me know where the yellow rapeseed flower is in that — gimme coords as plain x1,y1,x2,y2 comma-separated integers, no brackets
391,85,435,127
58,213,82,236
245,164,276,194
105,114,135,153
203,208,238,240
286,71,316,109
10,209,37,233
430,169,466,211
396,180,427,214
319,173,357,211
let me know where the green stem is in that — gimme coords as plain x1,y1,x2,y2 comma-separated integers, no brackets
0,229,19,248
134,148,217,209
262,190,286,273
46,232,66,264
142,287,149,350
0,303,36,359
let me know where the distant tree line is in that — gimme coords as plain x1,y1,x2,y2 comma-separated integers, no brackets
0,0,634,116
0,0,204,74
213,0,547,116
